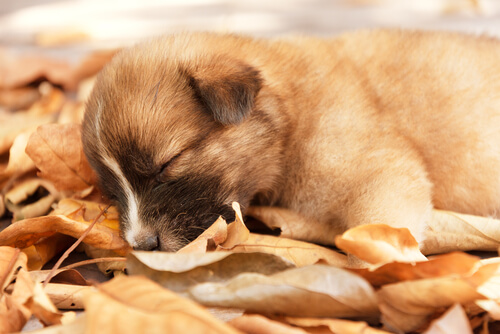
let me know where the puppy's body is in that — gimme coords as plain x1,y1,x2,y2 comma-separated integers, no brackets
82,30,500,251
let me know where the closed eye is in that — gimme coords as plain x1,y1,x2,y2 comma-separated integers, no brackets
156,152,182,183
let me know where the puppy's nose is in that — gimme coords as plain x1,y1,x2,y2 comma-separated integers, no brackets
133,235,160,251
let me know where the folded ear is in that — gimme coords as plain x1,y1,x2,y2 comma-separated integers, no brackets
187,56,262,125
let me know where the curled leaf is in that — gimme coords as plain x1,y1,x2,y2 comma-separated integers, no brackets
83,275,240,334
189,265,379,319
335,224,427,265
25,123,97,192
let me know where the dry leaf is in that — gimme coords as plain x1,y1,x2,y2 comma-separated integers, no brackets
52,199,119,230
0,49,75,91
422,210,500,254
25,123,97,192
0,87,40,110
177,216,228,253
83,245,126,275
350,252,481,288
127,251,295,293
219,202,250,249
83,275,241,334
0,130,36,181
4,178,60,221
423,304,472,334
283,317,391,334
0,110,55,155
233,233,347,267
43,283,92,310
189,265,379,319
335,224,427,265
0,247,27,291
22,234,75,271
377,261,499,332
27,83,65,116
0,214,130,254
1,267,34,332
229,314,308,334
28,282,66,326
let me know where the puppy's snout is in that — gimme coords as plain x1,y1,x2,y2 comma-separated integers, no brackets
133,235,160,251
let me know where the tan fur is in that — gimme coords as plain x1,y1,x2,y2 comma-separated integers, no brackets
82,30,500,250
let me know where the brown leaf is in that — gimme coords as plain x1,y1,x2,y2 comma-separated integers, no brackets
177,216,228,253
0,110,55,155
127,251,295,293
0,246,27,292
83,275,241,334
43,283,92,310
22,234,75,271
219,202,250,249
423,304,472,334
4,178,60,221
188,265,379,319
25,123,97,192
0,131,36,182
377,261,499,332
1,267,33,332
0,214,129,254
350,252,481,288
0,49,75,91
52,199,120,230
229,314,308,334
0,86,40,110
335,224,427,265
233,233,347,267
422,210,500,254
283,317,392,334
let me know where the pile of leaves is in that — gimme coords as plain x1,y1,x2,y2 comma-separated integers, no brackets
1,47,500,334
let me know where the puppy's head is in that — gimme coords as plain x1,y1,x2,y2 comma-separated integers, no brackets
82,35,281,251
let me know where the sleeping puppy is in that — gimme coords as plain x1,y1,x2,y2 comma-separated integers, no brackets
81,30,500,251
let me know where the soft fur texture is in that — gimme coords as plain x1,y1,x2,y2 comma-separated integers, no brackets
82,30,500,251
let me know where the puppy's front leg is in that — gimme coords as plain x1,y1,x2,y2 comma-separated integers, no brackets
342,147,433,246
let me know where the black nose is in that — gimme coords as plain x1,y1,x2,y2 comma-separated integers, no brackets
134,235,160,251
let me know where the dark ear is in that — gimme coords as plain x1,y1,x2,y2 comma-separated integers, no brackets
187,57,262,125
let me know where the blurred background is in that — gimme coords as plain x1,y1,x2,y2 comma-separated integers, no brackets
1,0,500,57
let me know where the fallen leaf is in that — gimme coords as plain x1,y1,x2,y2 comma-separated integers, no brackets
422,210,500,254
0,214,130,254
83,245,126,275
27,82,65,116
43,283,93,310
219,202,250,249
83,275,241,334
25,123,97,192
377,261,499,332
28,282,66,326
229,314,308,334
52,199,120,231
0,130,36,182
335,224,427,265
4,178,60,221
127,251,295,293
0,87,40,110
1,267,33,332
0,110,55,155
233,233,347,267
177,216,228,253
0,246,27,291
188,265,379,319
0,49,75,90
423,304,472,334
283,317,392,334
22,234,75,270
350,252,481,288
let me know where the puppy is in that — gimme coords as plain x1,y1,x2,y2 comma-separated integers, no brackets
82,30,500,251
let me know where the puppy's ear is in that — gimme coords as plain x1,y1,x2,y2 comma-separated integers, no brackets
187,57,262,125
